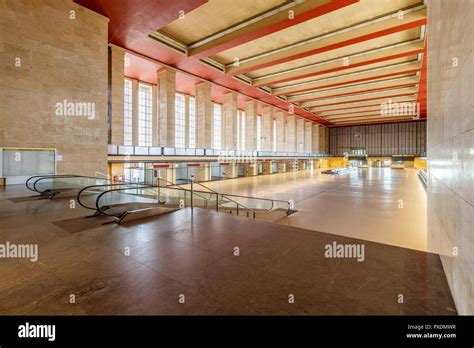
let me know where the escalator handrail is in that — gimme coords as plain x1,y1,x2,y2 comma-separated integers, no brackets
193,181,291,213
94,184,188,217
32,175,112,194
77,182,146,210
26,174,83,193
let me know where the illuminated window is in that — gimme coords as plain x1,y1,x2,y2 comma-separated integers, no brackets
213,104,222,150
124,79,133,146
175,93,185,148
189,97,196,148
256,115,262,151
138,83,152,147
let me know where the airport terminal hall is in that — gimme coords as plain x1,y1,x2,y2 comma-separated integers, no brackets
0,0,473,320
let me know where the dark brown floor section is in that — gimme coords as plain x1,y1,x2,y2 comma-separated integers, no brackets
0,186,456,315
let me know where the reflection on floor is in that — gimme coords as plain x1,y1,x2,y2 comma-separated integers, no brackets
190,168,428,251
0,184,455,315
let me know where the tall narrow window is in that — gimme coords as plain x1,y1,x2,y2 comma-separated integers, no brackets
236,111,240,150
256,115,262,151
189,97,196,149
213,104,222,150
175,93,185,148
124,79,133,146
241,111,246,151
273,119,277,152
138,83,152,147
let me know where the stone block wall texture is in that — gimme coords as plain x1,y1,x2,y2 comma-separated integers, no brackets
427,0,474,314
109,46,124,145
0,0,109,176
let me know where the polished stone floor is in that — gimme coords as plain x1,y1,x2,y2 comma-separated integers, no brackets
193,168,428,251
0,184,455,315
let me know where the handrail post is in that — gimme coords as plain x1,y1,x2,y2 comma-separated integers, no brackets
216,193,219,212
190,175,194,210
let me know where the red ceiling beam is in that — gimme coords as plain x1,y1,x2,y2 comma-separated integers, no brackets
253,48,424,87
292,82,418,103
188,0,358,59
228,18,426,76
272,68,421,96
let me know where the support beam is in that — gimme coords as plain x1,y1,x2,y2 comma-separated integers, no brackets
304,121,313,153
272,61,422,96
157,68,176,147
252,42,425,87
275,111,286,152
244,100,257,151
227,9,427,75
287,76,420,102
222,92,238,150
195,82,213,149
188,0,357,58
261,106,273,152
312,124,320,153
109,46,125,145
286,115,296,152
296,118,305,153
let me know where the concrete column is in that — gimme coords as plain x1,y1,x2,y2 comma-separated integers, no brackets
152,85,159,147
275,111,286,152
222,163,237,179
286,115,296,152
157,68,176,148
131,79,139,146
318,125,328,154
296,118,305,153
184,94,190,148
109,46,125,145
277,161,286,173
304,121,312,153
223,92,237,150
312,124,320,153
261,106,273,151
262,160,273,174
244,100,257,151
195,82,213,149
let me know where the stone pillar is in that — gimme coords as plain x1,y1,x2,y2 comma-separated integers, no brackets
131,79,139,146
262,160,273,174
318,126,328,154
223,92,237,150
312,124,320,153
195,82,213,149
157,68,176,148
286,115,296,152
304,121,313,153
109,46,125,145
275,111,286,152
184,94,190,148
245,100,257,151
261,106,273,151
296,118,305,153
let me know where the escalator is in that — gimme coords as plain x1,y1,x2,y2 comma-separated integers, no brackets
26,175,113,199
25,175,297,225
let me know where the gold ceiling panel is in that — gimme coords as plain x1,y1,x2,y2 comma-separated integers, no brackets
236,28,421,78
268,56,420,88
159,0,288,44
212,0,423,63
311,96,418,113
